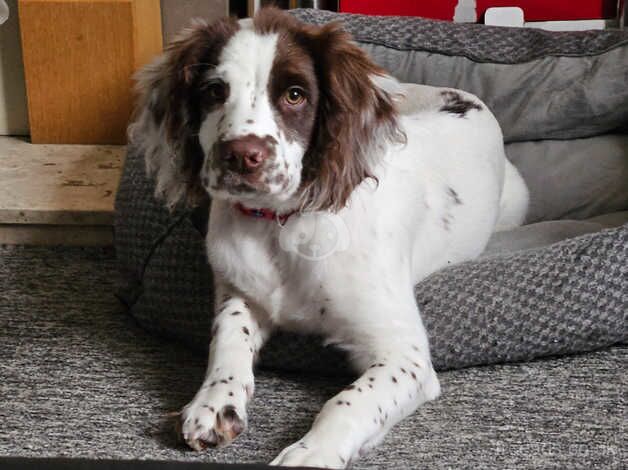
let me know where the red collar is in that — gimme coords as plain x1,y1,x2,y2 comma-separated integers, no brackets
235,202,295,224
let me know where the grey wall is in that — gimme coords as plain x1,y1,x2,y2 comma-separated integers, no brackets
160,0,228,45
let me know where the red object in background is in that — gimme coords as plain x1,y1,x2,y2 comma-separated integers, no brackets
339,0,458,20
339,1,618,21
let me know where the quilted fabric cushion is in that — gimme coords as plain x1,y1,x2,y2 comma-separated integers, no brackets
115,11,628,375
290,9,628,63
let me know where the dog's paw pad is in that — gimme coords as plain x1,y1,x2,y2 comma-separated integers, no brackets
216,405,246,441
180,403,247,450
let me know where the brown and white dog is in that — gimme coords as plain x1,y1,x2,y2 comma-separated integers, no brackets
131,7,528,468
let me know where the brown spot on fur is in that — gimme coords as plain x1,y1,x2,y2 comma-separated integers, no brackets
254,7,402,212
448,186,463,205
134,17,239,208
300,24,402,211
272,173,286,185
440,90,482,117
242,326,250,335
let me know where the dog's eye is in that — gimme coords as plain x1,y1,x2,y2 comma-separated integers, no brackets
205,80,227,103
284,86,306,106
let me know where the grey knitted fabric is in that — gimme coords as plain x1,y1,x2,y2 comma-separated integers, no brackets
417,227,628,368
290,9,628,64
114,143,627,374
0,245,625,468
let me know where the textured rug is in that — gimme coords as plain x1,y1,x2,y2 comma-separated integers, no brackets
0,246,625,468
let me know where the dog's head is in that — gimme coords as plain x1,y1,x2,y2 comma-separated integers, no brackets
131,8,402,213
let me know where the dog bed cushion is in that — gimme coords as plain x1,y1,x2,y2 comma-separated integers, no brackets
115,10,628,375
294,9,628,143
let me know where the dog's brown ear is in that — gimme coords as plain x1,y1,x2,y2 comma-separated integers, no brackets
297,22,402,212
130,18,237,210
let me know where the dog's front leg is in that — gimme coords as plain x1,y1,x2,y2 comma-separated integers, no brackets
180,285,270,450
271,322,440,468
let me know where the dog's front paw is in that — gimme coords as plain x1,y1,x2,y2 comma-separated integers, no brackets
270,438,349,469
180,403,246,450
179,377,250,450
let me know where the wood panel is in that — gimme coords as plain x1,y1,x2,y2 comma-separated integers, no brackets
19,0,162,144
0,224,113,246
0,136,124,226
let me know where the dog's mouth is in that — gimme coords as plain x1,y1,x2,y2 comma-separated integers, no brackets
212,169,270,196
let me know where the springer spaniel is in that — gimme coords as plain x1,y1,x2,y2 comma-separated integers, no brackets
131,7,529,468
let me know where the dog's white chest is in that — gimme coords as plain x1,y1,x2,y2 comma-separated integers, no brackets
207,206,353,329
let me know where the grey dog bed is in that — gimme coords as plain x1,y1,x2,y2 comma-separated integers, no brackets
115,10,628,375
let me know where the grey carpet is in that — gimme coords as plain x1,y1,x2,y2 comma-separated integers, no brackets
0,246,625,469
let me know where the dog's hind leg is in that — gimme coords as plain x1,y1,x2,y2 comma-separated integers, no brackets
495,158,529,231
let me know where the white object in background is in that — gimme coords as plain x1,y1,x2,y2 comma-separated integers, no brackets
0,0,8,24
454,0,477,23
524,20,607,31
0,0,29,135
247,0,261,16
485,7,524,27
